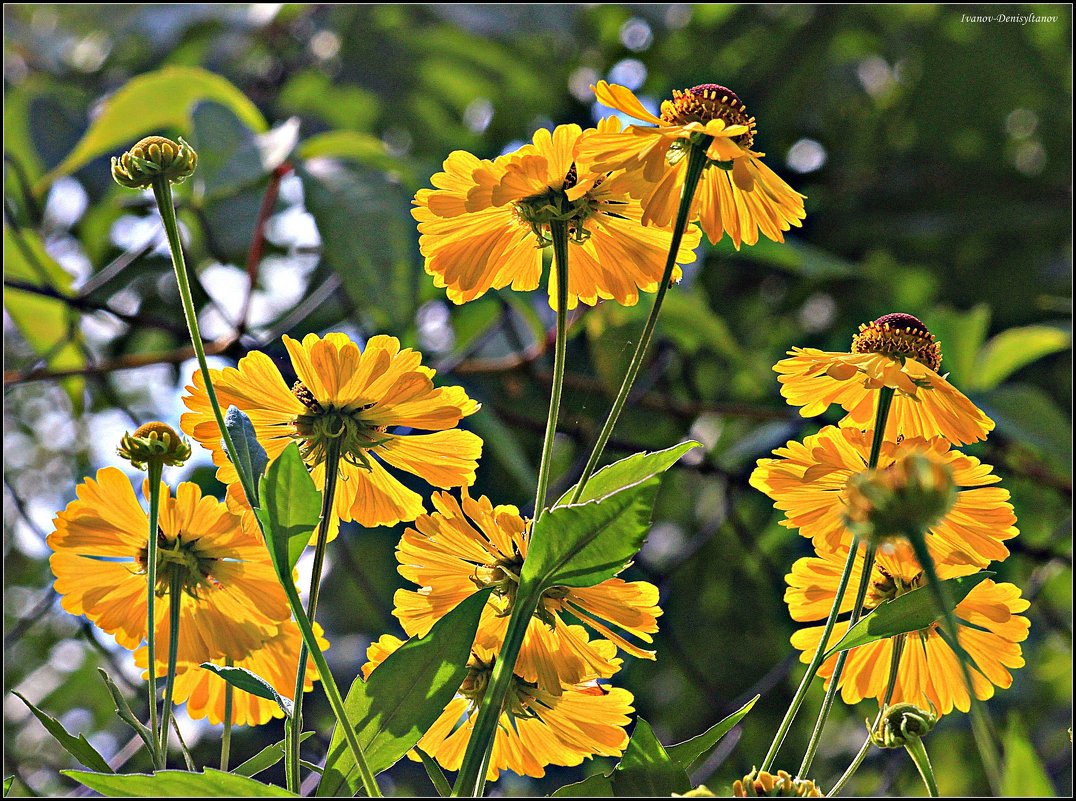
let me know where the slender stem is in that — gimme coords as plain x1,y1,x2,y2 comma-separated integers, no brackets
452,584,541,797
157,572,183,766
288,437,342,794
761,388,895,773
149,179,257,508
532,221,570,524
567,141,709,504
907,533,1002,793
144,460,163,765
903,736,939,797
220,657,233,772
827,634,906,796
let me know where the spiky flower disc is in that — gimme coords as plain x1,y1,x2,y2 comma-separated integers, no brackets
111,136,198,189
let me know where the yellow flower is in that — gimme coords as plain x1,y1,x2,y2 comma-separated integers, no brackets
48,468,290,662
749,425,1017,566
392,490,661,689
181,333,482,532
362,634,633,781
135,621,328,727
577,81,806,248
413,120,702,309
774,313,994,445
786,539,1029,714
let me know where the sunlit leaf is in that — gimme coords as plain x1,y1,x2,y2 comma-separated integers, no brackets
973,325,1070,391
927,305,991,389
223,406,268,507
13,692,112,774
63,769,294,797
198,664,293,718
298,131,402,175
557,441,700,506
255,444,321,578
610,717,691,797
1001,715,1055,797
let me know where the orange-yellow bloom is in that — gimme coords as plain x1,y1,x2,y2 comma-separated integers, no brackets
181,333,482,533
786,540,1029,714
49,468,289,662
774,313,994,445
135,621,328,727
578,81,806,248
392,490,661,689
750,425,1017,566
363,634,633,781
413,120,701,309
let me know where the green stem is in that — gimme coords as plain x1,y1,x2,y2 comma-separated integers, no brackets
144,460,163,766
907,533,1001,793
452,584,541,797
532,220,570,524
157,572,183,767
567,140,709,505
221,657,233,772
827,634,905,796
903,736,939,797
149,178,257,509
288,437,342,794
761,388,894,773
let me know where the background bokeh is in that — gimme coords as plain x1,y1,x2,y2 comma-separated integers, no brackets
4,4,1071,796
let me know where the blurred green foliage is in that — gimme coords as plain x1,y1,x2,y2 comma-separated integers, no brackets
3,4,1071,797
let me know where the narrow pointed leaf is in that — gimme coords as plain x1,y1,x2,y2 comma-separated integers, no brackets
255,443,321,578
233,733,314,778
97,669,155,755
199,663,293,718
317,589,492,796
823,573,992,659
62,769,294,797
1001,715,1055,796
416,748,453,797
557,441,700,506
665,695,759,771
13,692,112,774
223,406,268,507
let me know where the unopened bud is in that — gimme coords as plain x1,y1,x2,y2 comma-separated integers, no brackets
118,422,192,470
844,453,956,544
869,702,938,749
733,769,822,797
111,136,198,189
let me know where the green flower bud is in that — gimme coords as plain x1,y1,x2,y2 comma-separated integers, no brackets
869,702,938,749
111,136,198,189
117,421,192,470
844,453,956,544
733,769,822,797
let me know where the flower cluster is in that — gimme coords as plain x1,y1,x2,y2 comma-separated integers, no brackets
752,312,1029,715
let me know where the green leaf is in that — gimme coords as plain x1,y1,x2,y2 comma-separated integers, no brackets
416,748,453,797
37,66,266,191
198,664,293,718
610,718,691,797
97,669,155,756
298,130,403,175
725,237,856,280
191,102,298,201
979,384,1071,476
927,304,991,388
973,324,1070,391
3,776,12,796
255,443,322,578
550,772,614,797
233,733,314,778
63,769,294,797
659,290,740,359
3,225,86,409
317,589,492,796
1001,715,1055,796
665,695,760,771
12,692,112,774
224,405,268,507
557,442,700,506
823,573,992,659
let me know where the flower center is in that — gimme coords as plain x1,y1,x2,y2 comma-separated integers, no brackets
138,531,219,599
868,565,924,608
513,163,598,246
459,653,541,718
291,381,388,470
851,313,943,373
660,84,757,148
472,553,524,605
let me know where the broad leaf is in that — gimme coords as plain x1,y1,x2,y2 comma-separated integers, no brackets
610,718,691,797
37,66,266,191
223,406,268,507
298,130,403,174
198,664,293,718
1001,715,1055,796
255,443,322,578
665,695,759,771
63,769,293,797
233,733,314,778
192,102,298,201
317,589,492,796
926,304,990,389
13,692,112,774
973,325,1070,391
979,384,1071,476
523,479,661,591
550,772,614,797
557,442,699,506
823,573,992,659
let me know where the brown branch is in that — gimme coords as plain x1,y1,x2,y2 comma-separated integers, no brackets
237,163,291,334
4,279,188,335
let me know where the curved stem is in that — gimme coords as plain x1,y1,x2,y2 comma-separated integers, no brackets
220,657,233,772
761,388,895,773
288,437,342,794
452,584,541,797
149,179,257,508
157,572,183,766
567,141,709,505
532,221,570,524
144,460,163,766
